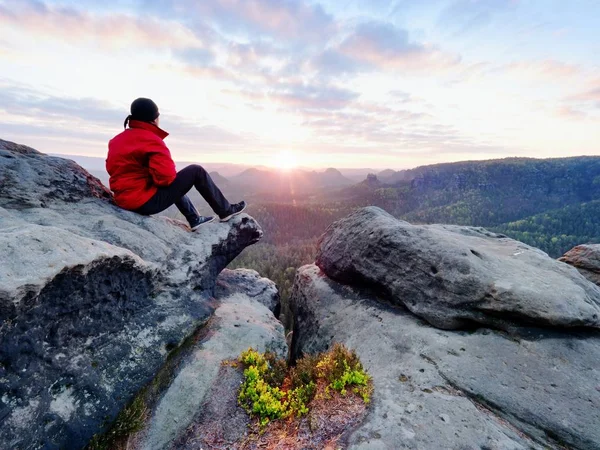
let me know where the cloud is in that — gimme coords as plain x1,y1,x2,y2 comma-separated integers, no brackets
187,0,335,41
0,82,123,125
557,78,600,119
387,90,416,103
334,21,460,72
165,121,252,146
170,32,297,91
300,101,456,148
0,0,201,48
309,49,364,75
501,60,581,81
174,48,216,67
443,59,586,89
569,83,600,104
0,81,252,151
176,36,291,77
555,105,587,120
437,0,519,35
270,84,359,110
222,82,359,111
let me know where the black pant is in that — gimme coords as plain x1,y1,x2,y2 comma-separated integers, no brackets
136,165,231,224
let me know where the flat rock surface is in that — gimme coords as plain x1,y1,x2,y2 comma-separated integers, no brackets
316,206,600,330
0,139,263,449
289,264,600,450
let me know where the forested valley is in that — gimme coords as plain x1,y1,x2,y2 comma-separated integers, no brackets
173,156,600,305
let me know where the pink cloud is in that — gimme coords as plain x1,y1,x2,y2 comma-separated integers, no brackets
0,1,201,49
555,105,587,120
569,84,600,103
193,0,335,40
503,60,581,80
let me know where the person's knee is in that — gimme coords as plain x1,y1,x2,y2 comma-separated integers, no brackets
189,164,207,177
183,164,207,181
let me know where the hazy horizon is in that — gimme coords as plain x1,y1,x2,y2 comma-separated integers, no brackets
1,0,599,169
49,150,600,181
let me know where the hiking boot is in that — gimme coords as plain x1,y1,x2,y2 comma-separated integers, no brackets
219,201,247,222
189,215,215,231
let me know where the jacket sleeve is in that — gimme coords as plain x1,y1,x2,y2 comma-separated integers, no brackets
147,140,177,186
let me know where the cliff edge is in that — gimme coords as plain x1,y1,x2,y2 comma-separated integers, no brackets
0,139,270,448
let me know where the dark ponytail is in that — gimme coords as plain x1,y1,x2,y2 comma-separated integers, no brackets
123,114,132,129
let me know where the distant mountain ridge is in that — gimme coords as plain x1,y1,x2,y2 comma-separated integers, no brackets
51,154,364,196
230,167,353,195
336,156,600,257
50,153,379,181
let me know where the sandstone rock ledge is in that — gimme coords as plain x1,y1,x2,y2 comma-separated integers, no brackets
287,207,600,450
0,139,271,449
130,268,287,450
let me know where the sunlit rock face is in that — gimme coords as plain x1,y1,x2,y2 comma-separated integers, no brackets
0,138,264,449
284,207,600,449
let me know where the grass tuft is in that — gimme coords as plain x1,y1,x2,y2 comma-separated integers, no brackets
237,343,372,428
87,395,147,450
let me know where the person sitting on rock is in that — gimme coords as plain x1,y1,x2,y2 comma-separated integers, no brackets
106,98,246,230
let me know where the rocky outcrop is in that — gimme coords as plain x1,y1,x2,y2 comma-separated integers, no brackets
289,265,600,449
316,207,600,330
0,139,264,449
130,269,287,450
0,139,112,209
559,244,600,286
287,207,600,449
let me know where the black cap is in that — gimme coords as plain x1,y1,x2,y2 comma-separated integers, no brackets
124,97,159,128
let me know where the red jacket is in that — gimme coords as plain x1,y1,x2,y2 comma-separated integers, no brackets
106,120,177,210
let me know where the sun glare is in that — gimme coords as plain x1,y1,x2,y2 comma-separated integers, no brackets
274,150,298,170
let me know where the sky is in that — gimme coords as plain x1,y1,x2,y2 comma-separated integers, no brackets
0,0,599,170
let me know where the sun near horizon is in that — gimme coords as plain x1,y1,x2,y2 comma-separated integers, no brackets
271,150,299,171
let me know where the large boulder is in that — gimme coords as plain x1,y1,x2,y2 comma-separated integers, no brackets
0,139,264,449
559,244,600,286
316,207,600,330
288,264,600,450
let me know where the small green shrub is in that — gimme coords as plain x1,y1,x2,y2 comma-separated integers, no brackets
238,349,291,426
289,354,319,389
237,344,371,427
317,344,371,402
263,351,288,386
